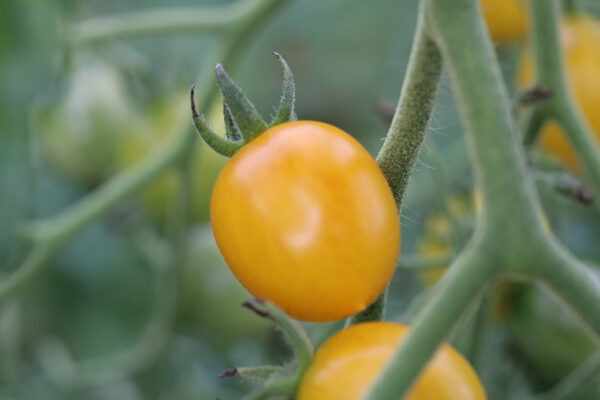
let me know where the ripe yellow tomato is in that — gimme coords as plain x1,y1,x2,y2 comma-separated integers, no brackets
481,0,528,45
210,121,400,322
518,15,600,172
296,322,487,400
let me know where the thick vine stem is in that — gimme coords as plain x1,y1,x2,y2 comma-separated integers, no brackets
528,0,600,205
347,0,443,326
374,3,443,207
364,238,497,399
541,350,600,400
365,0,546,396
7,0,291,305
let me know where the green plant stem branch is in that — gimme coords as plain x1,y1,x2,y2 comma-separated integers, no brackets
365,0,552,395
536,244,600,343
522,107,547,146
528,0,600,205
348,0,443,326
6,0,290,305
364,241,496,399
375,4,442,207
242,299,313,400
67,0,271,46
542,349,600,400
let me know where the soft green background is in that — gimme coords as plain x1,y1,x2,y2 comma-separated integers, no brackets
1,0,600,399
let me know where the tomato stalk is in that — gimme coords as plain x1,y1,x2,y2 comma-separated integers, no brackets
365,0,600,397
238,298,314,400
347,0,443,326
527,0,600,209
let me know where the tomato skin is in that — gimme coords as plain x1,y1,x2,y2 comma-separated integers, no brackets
296,322,487,400
518,15,600,172
481,0,527,45
210,121,400,322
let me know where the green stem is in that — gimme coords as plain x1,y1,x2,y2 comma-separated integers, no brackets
348,0,443,326
375,3,443,207
542,350,600,400
428,0,541,230
365,0,551,396
364,240,496,399
536,243,600,342
528,0,600,206
67,0,269,46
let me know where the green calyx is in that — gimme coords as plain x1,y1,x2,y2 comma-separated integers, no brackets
221,298,313,400
191,52,297,157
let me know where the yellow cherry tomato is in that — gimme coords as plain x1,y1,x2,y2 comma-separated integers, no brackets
481,0,528,45
210,121,400,322
518,15,600,172
296,322,487,400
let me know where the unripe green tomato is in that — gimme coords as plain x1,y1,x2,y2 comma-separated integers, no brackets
35,60,133,183
177,226,268,342
118,93,227,222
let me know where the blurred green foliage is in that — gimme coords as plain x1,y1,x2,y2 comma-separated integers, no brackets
1,0,600,399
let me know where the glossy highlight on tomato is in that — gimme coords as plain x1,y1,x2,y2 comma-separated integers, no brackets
296,322,487,400
210,121,400,322
518,15,600,171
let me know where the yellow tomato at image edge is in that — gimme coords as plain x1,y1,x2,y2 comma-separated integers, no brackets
296,322,487,400
518,15,600,172
481,0,527,44
210,121,400,322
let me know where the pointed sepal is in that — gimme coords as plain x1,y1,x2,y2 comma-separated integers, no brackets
269,52,296,126
191,85,242,157
223,101,243,141
215,63,268,142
